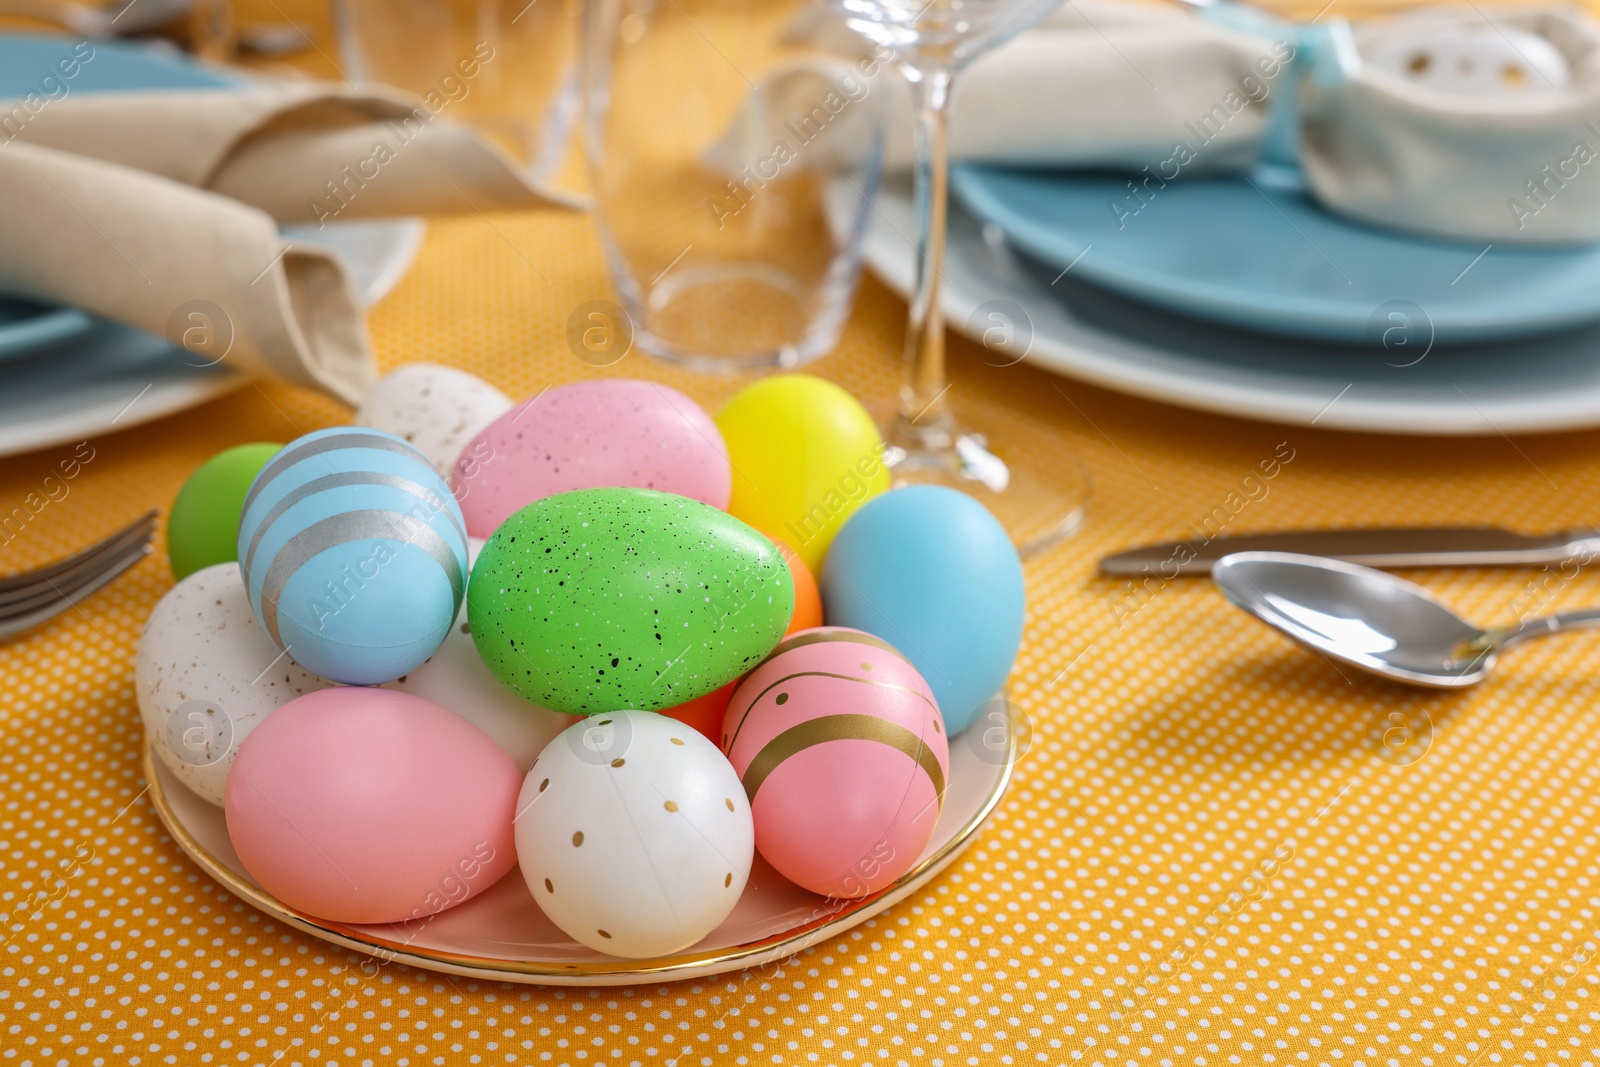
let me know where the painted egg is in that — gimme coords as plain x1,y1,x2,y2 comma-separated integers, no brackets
355,363,513,475
716,375,890,577
467,488,793,714
659,531,819,741
821,486,1023,735
383,539,577,770
453,379,732,539
166,442,282,580
758,528,824,633
514,710,753,957
226,687,521,925
135,562,334,806
661,681,735,742
236,426,470,685
721,627,947,898
656,527,819,742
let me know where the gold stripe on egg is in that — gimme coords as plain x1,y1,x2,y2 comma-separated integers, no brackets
741,713,945,812
723,669,939,752
754,629,914,671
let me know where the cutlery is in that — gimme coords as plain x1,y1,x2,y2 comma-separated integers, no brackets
0,510,155,641
1100,525,1600,576
1212,550,1600,688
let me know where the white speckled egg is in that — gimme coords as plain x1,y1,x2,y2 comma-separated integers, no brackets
355,364,513,475
383,539,576,770
135,562,335,806
515,711,753,958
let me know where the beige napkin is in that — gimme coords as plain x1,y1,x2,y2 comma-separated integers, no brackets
725,1,1600,244
9,84,575,223
0,84,573,404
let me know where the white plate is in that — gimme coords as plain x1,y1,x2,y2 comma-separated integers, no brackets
0,219,424,459
862,178,1600,436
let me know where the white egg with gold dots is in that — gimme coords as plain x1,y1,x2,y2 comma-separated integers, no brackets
514,710,754,959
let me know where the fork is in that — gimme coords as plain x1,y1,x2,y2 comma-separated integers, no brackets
0,511,157,641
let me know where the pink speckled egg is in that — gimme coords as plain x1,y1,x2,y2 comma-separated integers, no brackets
225,688,521,925
721,627,948,898
452,379,732,538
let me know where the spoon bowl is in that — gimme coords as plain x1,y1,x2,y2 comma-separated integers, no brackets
1213,552,1504,687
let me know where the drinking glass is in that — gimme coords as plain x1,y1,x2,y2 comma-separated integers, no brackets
583,0,886,371
332,0,582,187
830,0,1088,555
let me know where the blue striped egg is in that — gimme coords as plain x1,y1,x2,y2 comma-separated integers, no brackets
236,427,469,685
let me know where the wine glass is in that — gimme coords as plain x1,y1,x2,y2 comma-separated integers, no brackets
830,0,1089,555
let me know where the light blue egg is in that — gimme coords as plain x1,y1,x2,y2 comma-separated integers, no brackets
820,485,1023,735
236,427,469,685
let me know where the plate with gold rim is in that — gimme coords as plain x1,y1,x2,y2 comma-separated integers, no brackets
142,697,1019,986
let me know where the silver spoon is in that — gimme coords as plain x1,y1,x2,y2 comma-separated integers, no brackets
1212,551,1600,688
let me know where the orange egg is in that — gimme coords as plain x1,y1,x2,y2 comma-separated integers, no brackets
660,681,735,742
758,528,823,635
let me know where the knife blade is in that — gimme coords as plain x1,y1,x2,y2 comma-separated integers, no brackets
1098,526,1600,576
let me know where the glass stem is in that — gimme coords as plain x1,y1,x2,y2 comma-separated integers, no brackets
894,65,955,450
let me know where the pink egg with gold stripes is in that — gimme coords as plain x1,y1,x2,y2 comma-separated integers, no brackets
721,627,947,898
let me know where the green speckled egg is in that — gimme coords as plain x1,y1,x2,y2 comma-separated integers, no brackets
467,488,795,714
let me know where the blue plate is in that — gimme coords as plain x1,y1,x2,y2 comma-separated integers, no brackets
950,165,1600,345
0,36,234,364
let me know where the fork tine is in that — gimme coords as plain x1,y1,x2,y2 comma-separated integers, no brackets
0,515,156,609
0,524,156,607
0,536,155,617
0,541,151,641
0,510,158,595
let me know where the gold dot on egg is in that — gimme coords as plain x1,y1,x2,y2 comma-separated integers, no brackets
725,873,733,888
725,798,735,812
860,662,872,671
572,831,584,847
933,719,942,733
597,928,612,939
664,800,679,812
599,718,613,726
539,778,549,792
610,757,625,768
775,693,789,705
670,737,685,746
544,878,554,893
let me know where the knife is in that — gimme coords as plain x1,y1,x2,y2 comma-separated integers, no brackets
1099,526,1600,576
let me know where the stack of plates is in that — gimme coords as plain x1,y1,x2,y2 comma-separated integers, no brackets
861,167,1600,435
0,37,422,459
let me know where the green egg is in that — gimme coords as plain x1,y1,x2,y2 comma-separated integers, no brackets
467,487,795,715
166,442,283,580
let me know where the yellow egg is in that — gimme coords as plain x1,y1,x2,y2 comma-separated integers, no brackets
716,375,890,576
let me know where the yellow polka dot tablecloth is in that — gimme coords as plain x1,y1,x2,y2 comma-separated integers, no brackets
11,3,1600,1065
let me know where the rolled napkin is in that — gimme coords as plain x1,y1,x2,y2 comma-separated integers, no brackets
722,1,1600,244
0,82,575,404
1300,7,1600,243
6,83,575,223
0,140,371,402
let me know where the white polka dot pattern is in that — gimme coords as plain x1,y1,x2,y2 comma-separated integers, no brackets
6,0,1600,1057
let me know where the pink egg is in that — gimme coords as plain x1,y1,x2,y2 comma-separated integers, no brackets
225,688,521,925
452,379,732,538
721,626,948,899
